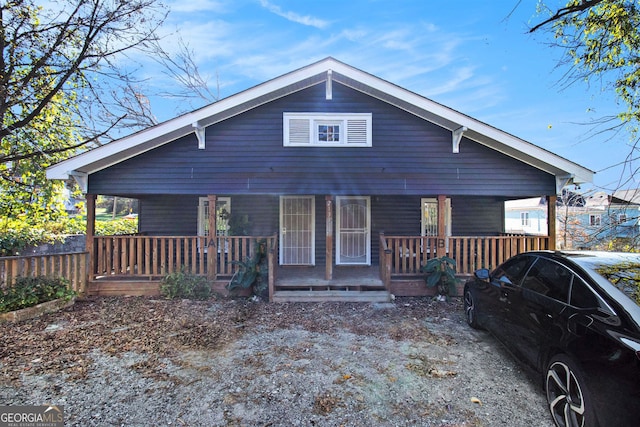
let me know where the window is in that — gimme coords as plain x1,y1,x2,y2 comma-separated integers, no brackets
317,122,341,143
521,212,530,227
198,197,231,237
283,113,372,147
589,214,601,227
521,258,571,303
421,198,451,238
569,277,600,309
617,213,627,224
492,255,535,287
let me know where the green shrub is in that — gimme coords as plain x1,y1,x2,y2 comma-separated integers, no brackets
94,218,138,236
0,276,76,313
227,239,268,298
160,268,211,300
0,226,63,256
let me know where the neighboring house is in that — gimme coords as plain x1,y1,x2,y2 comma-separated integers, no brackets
46,57,593,300
600,189,640,249
556,191,607,250
504,197,548,235
557,190,640,250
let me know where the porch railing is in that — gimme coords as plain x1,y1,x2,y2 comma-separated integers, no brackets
92,235,277,280
380,234,550,278
0,252,88,293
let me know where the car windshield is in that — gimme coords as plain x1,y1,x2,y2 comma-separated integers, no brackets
573,254,640,306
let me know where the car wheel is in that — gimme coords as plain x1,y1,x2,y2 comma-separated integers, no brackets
463,288,481,329
545,354,596,427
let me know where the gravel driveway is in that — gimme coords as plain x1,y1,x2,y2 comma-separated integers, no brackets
0,296,552,426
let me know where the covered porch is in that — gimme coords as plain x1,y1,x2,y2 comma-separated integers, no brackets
85,232,551,301
83,193,555,301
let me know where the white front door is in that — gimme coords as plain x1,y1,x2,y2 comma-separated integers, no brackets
280,196,315,265
336,196,370,265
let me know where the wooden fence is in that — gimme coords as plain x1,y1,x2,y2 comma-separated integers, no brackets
92,235,277,280
380,234,550,278
0,252,88,293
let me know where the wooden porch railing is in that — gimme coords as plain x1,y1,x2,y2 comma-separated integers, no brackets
92,235,277,280
380,234,550,278
0,252,88,293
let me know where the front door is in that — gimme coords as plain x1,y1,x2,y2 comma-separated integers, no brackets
336,196,370,265
280,196,315,265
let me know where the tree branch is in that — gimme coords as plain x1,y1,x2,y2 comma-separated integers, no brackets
529,0,605,33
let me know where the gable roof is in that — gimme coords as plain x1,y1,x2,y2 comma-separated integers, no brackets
612,189,640,205
47,57,594,192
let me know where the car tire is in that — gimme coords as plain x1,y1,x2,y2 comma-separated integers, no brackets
545,354,597,427
463,288,481,329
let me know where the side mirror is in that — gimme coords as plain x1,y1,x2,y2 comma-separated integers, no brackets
474,268,490,280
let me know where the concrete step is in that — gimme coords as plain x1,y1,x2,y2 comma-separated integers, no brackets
271,290,391,303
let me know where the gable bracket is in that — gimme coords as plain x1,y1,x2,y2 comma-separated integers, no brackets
192,122,206,149
326,69,333,100
452,126,467,153
68,171,88,194
556,174,574,194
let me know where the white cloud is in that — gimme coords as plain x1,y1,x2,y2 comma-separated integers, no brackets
146,3,509,122
165,0,229,13
258,0,330,29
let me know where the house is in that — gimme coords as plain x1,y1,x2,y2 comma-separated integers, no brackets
570,189,640,250
46,57,593,301
557,191,608,249
508,189,640,250
504,197,548,236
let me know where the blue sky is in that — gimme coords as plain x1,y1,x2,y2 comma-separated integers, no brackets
144,0,634,193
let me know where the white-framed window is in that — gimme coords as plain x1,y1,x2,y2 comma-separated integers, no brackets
283,113,372,147
521,212,530,227
589,214,601,227
198,197,231,237
421,198,452,238
617,213,627,224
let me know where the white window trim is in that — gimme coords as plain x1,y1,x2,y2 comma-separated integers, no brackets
421,198,452,237
283,112,372,147
521,212,530,227
198,197,231,237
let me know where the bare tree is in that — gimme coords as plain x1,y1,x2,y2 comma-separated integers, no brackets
1,0,168,159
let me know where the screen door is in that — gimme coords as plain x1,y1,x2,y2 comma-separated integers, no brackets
336,196,370,265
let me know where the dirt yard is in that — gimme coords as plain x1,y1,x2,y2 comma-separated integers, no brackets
0,296,553,426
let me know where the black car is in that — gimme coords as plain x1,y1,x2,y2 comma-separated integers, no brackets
463,250,640,427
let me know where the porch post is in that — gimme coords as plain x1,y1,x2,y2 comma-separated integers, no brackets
85,194,96,280
325,195,333,280
547,195,557,250
207,195,217,281
437,194,447,257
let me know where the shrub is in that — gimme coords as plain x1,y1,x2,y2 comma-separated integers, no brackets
0,226,63,256
0,276,76,313
160,268,211,300
227,239,268,298
94,218,138,236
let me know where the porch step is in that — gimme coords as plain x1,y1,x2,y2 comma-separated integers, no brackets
272,290,391,303
275,283,386,292
87,280,161,297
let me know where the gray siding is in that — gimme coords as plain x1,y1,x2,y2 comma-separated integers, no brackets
89,82,555,198
139,195,199,235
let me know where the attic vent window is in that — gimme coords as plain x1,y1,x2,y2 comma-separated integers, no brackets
283,113,372,147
